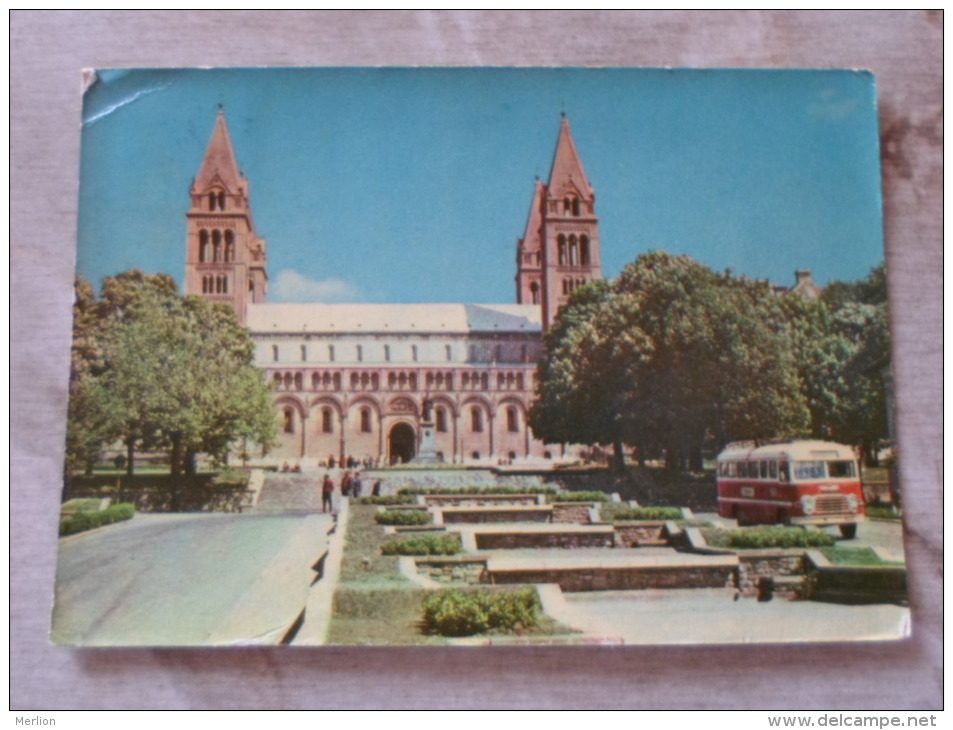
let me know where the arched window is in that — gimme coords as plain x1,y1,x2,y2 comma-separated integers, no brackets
445,373,453,390
322,407,333,433
520,345,528,364
322,372,331,389
558,235,567,265
272,373,282,389
409,373,417,390
371,373,379,390
497,374,505,389
221,275,228,294
580,235,590,265
301,345,307,362
224,231,235,262
529,281,540,305
351,373,359,389
507,406,519,432
199,230,210,262
311,373,319,390
294,372,302,391
212,230,222,262
481,373,489,390
562,278,570,295
471,407,483,433
569,235,578,266
384,345,391,362
398,373,407,389
360,407,372,433
283,407,294,434
563,197,571,216
356,345,363,362
283,373,293,390
572,198,580,216
333,373,341,390
516,373,524,389
328,345,335,362
436,407,447,433
272,345,279,362
411,345,418,362
218,191,226,211
445,344,452,362
208,192,217,211
506,373,515,389
471,451,481,460
388,372,397,388
361,372,369,389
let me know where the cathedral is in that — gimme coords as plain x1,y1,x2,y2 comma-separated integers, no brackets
184,110,602,466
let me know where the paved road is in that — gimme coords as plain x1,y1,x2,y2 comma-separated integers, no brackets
52,512,332,647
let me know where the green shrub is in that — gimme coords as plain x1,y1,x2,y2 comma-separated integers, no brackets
602,505,683,521
421,587,541,637
357,494,417,506
397,486,556,496
865,504,901,520
380,533,462,556
704,526,836,549
60,502,136,536
550,491,608,503
374,509,432,526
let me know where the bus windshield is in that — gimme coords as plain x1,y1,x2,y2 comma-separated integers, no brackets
793,459,856,480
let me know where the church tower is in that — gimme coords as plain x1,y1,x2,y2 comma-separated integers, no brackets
517,116,602,329
184,109,267,325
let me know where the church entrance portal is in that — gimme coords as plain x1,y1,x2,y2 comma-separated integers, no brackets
388,422,416,465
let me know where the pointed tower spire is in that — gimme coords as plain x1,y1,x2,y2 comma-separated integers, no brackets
194,108,243,193
515,179,545,306
516,115,601,329
547,116,594,199
184,110,267,325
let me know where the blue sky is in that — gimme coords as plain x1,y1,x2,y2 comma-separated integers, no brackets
77,67,885,303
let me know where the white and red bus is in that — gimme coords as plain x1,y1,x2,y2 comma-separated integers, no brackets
716,440,865,538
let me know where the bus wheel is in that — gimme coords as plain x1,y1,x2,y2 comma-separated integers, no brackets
839,524,857,539
736,508,750,526
778,510,791,526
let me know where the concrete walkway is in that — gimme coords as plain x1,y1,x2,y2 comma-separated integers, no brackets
52,511,333,646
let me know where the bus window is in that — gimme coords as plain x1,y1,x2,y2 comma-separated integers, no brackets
827,460,856,478
779,461,789,482
794,461,826,480
760,461,769,478
737,462,747,478
769,460,778,479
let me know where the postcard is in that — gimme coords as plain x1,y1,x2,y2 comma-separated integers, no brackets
53,67,906,647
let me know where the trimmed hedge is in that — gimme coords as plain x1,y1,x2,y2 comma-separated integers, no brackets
704,526,836,549
421,587,541,637
397,486,556,496
374,509,432,526
380,534,462,556
357,494,417,506
60,503,136,537
602,505,683,521
550,491,609,503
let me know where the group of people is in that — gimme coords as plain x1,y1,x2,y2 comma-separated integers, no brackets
319,455,379,470
320,470,383,513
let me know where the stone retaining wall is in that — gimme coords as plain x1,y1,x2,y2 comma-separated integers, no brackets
613,522,667,547
415,558,488,585
474,530,615,550
736,552,807,597
552,503,593,524
488,564,736,592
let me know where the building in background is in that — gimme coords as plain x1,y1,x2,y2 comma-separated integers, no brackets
185,111,603,465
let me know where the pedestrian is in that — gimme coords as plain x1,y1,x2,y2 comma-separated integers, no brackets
321,473,334,513
341,469,352,497
352,472,363,498
372,479,382,497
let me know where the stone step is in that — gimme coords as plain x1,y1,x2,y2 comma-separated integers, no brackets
256,475,323,513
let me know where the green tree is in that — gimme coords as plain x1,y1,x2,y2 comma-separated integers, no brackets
530,252,810,472
65,271,277,480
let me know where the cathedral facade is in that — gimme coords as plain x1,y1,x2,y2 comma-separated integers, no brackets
184,111,602,466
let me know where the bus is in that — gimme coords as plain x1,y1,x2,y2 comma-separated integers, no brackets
716,440,865,539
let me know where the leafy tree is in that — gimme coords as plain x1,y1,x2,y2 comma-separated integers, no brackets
530,252,810,472
65,271,277,480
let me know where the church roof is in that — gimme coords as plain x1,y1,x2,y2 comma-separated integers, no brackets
547,116,593,198
247,303,543,335
194,110,244,193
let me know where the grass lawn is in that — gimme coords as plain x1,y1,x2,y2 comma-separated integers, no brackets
326,503,577,645
865,504,902,520
819,547,905,567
